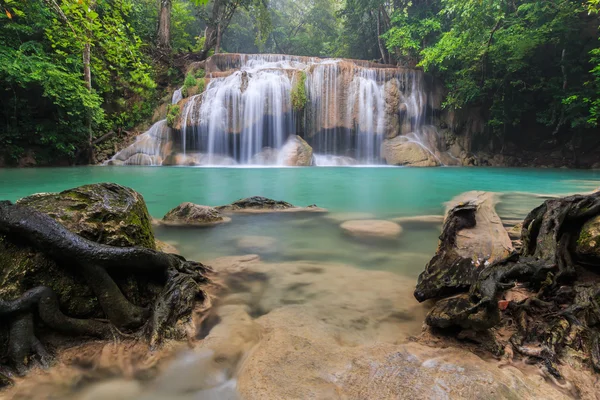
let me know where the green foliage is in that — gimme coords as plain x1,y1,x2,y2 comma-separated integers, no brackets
166,104,180,128
291,71,307,110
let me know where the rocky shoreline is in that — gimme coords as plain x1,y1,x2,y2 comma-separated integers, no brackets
1,183,600,398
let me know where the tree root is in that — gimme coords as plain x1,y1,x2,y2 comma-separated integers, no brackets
0,201,213,377
421,191,600,376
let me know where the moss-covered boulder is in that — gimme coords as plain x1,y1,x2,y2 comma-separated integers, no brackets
576,215,600,263
0,183,159,318
162,202,231,226
17,183,155,250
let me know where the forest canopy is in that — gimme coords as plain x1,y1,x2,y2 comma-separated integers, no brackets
0,0,599,165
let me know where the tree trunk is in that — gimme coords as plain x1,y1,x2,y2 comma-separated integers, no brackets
157,0,172,50
376,8,388,64
215,23,222,54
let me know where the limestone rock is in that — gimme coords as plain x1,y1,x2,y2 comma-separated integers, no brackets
576,215,600,263
162,202,230,226
381,137,440,167
340,220,402,238
279,135,314,166
216,196,326,214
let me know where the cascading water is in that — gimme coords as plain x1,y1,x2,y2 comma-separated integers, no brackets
112,53,454,166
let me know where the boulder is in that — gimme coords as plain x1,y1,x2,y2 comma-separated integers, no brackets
162,202,231,226
340,220,402,238
381,137,440,167
216,196,326,214
2,183,159,318
17,183,156,250
278,135,314,166
576,215,600,263
414,191,513,302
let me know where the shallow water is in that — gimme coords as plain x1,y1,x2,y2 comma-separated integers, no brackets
1,166,599,399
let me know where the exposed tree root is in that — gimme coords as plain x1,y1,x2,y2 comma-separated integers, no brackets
0,201,212,380
419,192,600,377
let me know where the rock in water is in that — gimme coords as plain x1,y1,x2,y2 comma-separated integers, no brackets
0,184,212,379
2,183,158,317
162,202,231,226
576,215,600,264
278,135,314,166
414,191,513,302
340,220,402,238
17,183,155,249
381,137,440,167
216,196,326,213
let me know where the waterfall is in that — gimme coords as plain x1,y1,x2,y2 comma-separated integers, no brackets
107,120,171,166
172,87,183,105
112,53,452,166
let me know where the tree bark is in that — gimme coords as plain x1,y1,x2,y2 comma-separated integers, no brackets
157,0,172,50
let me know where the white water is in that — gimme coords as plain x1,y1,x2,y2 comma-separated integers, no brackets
108,120,171,166
113,54,447,166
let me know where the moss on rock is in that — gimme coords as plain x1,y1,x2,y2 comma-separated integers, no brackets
576,215,600,262
17,183,156,250
1,183,160,318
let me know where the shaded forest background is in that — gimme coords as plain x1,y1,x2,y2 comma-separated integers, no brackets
1,0,600,165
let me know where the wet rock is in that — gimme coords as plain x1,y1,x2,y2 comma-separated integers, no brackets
576,215,600,263
414,191,513,302
507,222,523,240
18,183,156,250
279,135,313,166
216,196,326,214
340,220,403,238
426,293,500,331
1,184,160,318
381,137,440,167
155,239,180,255
162,202,231,226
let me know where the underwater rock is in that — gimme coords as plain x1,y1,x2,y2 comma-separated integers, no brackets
576,215,600,264
236,236,277,254
414,191,513,302
216,196,326,214
381,137,440,167
340,220,402,238
162,202,231,226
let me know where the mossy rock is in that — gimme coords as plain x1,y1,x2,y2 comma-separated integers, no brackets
0,183,161,318
17,182,156,250
576,215,600,263
163,202,231,226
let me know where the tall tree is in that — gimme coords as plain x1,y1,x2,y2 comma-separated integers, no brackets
157,0,172,50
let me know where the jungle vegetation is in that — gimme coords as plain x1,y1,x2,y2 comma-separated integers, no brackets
0,0,599,164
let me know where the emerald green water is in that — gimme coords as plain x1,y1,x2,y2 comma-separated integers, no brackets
1,166,599,277
1,166,599,216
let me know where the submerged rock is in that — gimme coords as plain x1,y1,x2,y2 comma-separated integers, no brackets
216,196,326,213
162,202,231,226
340,220,402,238
381,137,440,167
236,236,277,254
